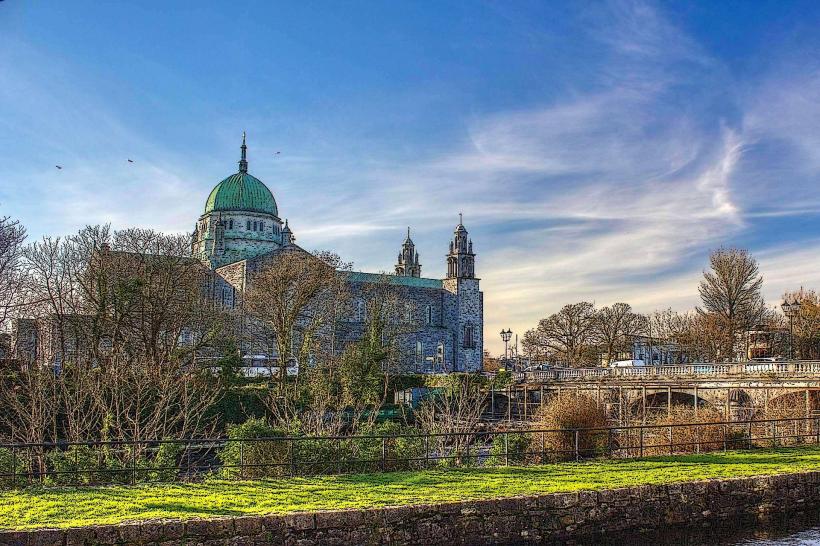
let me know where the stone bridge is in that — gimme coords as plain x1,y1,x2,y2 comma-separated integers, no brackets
487,362,820,424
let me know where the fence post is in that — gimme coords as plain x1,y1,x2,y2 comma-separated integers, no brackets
130,443,137,485
541,431,546,463
289,438,296,477
748,420,753,450
504,432,509,466
11,448,16,488
771,421,777,448
381,437,386,472
607,428,613,458
239,440,244,480
425,435,430,468
574,430,580,461
668,426,673,455
723,424,727,452
639,427,644,458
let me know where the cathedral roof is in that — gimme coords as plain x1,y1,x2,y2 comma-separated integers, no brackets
204,133,279,216
204,172,278,216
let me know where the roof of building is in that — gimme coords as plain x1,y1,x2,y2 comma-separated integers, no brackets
204,172,278,216
346,271,443,289
204,133,278,216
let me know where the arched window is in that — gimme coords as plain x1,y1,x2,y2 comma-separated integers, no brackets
246,220,251,230
260,221,265,231
436,342,444,367
463,324,474,348
426,305,433,325
416,341,423,363
405,303,413,323
355,300,365,322
228,219,234,229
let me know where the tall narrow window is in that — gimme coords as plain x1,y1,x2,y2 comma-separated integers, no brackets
253,221,258,231
260,221,265,232
246,220,251,230
436,342,445,368
463,325,474,348
228,219,234,229
416,341,423,364
426,305,433,325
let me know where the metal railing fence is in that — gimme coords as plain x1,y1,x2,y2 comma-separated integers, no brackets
0,417,817,489
515,361,820,382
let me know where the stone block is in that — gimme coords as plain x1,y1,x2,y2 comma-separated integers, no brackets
282,512,316,531
27,529,63,546
0,530,30,546
64,526,95,546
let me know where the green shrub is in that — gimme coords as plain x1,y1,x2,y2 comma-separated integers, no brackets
208,384,267,428
45,446,101,485
353,421,426,472
137,442,181,482
219,418,288,479
0,447,28,488
488,432,531,466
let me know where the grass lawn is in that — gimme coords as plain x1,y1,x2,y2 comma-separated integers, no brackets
2,446,820,530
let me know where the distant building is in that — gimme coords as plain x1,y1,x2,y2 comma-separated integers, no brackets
745,324,788,360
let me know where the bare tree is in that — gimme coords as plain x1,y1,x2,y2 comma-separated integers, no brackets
2,225,225,448
698,248,764,361
415,374,487,465
784,288,820,359
0,215,26,331
526,302,598,367
594,303,647,365
244,249,349,389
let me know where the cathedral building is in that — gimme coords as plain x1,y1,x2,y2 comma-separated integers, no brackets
197,135,484,373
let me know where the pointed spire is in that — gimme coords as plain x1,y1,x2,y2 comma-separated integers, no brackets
238,131,248,173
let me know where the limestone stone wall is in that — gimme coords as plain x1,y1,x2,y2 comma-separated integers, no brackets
5,472,820,545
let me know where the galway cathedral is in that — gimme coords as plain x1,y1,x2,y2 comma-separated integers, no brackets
192,135,483,373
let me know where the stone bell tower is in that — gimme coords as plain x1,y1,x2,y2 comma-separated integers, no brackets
395,227,421,277
443,214,482,372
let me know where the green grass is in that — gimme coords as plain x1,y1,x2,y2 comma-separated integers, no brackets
2,446,820,530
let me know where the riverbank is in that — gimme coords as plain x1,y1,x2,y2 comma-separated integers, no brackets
2,446,820,533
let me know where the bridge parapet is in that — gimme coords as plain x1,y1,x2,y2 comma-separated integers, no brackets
516,361,820,383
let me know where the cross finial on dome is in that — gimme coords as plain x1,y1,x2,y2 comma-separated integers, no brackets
239,131,248,173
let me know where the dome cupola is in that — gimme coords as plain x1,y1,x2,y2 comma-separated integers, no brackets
203,132,279,216
193,133,288,268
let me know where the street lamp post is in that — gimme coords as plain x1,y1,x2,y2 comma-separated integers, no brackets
500,329,512,370
782,298,802,360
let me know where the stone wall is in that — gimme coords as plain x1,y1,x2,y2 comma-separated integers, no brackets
4,471,820,545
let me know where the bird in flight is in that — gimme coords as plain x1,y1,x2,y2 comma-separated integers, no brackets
274,151,281,155
55,165,62,170
127,159,134,163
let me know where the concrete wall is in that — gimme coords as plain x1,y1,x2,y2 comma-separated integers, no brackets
5,471,820,545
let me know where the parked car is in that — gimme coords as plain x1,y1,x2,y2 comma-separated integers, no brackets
611,359,646,368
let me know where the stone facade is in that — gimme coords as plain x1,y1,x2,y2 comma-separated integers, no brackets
5,471,820,545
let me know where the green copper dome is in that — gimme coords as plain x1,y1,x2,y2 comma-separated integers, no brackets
204,172,278,216
203,133,279,216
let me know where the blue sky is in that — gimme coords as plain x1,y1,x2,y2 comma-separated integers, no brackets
2,1,820,354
